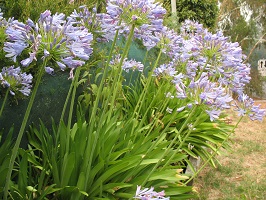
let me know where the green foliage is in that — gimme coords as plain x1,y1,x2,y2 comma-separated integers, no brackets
223,16,257,52
245,68,264,98
218,0,266,98
0,128,14,195
0,1,248,199
123,74,233,169
20,113,193,199
163,0,219,30
0,0,105,22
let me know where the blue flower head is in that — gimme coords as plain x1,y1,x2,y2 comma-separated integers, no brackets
4,10,93,75
0,66,33,96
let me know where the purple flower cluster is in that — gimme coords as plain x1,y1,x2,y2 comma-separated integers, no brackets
94,0,166,41
233,94,265,121
173,72,233,121
110,54,144,72
134,21,183,53
147,19,263,121
0,9,13,27
134,185,169,200
0,66,32,96
4,10,93,75
106,0,166,27
154,62,177,78
69,6,99,31
1,2,263,123
176,20,251,94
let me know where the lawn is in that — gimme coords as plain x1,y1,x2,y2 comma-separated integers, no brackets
193,101,266,199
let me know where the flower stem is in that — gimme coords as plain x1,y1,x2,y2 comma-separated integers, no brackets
4,62,46,200
162,113,201,170
83,22,121,192
88,19,121,129
184,116,243,185
140,106,197,186
0,88,10,117
132,49,162,123
196,57,210,80
106,23,136,123
59,80,73,124
67,67,81,130
65,67,81,153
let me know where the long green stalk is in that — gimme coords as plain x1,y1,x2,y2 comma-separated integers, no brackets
129,49,162,139
106,23,136,123
88,19,121,129
66,67,81,153
59,80,73,124
161,113,201,170
4,62,46,200
140,106,197,186
81,22,122,192
134,49,163,118
0,88,10,117
67,67,81,130
184,116,243,185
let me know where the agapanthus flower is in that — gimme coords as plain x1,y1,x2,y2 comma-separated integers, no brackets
61,57,85,69
154,62,177,78
45,66,54,75
134,23,183,54
123,59,144,72
69,6,92,25
206,109,221,122
107,0,166,28
174,73,233,121
0,66,33,96
180,20,204,36
3,42,28,62
135,28,160,50
4,10,93,75
98,13,126,41
69,5,126,42
154,27,183,55
110,54,144,72
95,0,166,42
21,52,36,67
176,20,251,96
134,185,169,200
233,93,266,121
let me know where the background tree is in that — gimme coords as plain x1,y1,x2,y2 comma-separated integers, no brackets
162,0,219,30
218,0,265,53
218,0,266,98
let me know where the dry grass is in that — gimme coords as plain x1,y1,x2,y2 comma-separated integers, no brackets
193,101,266,200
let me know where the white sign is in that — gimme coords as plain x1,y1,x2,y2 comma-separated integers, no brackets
258,59,266,76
